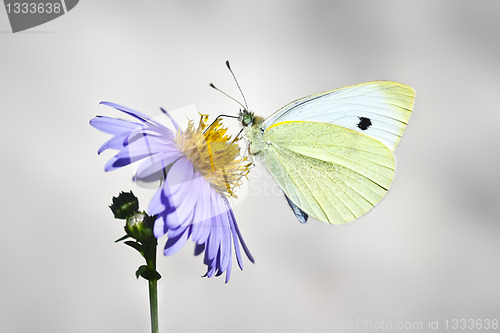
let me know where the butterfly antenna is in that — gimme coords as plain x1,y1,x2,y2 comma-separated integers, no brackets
225,60,249,111
209,83,246,110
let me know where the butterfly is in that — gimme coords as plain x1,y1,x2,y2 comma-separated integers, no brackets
236,80,415,224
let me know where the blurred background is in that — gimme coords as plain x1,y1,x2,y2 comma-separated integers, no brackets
1,1,499,332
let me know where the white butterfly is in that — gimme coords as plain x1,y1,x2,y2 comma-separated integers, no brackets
239,81,415,224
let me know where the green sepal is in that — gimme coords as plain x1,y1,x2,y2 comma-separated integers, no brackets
115,234,130,243
124,240,144,255
135,265,162,281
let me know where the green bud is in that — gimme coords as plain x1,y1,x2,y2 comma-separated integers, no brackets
125,212,155,242
109,191,139,219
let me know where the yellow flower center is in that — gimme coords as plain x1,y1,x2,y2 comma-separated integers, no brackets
175,115,251,198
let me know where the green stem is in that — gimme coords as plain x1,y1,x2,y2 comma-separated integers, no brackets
149,279,159,333
146,238,159,333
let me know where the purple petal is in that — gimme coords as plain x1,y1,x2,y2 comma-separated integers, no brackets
126,126,175,146
90,116,142,135
169,173,205,228
229,206,255,265
167,224,190,238
205,261,216,278
166,156,194,187
151,186,176,238
194,243,205,256
153,213,168,239
160,107,181,132
193,216,214,248
97,133,129,154
134,150,183,181
125,131,174,157
101,102,179,136
206,212,221,261
224,252,232,283
228,210,244,269
190,182,212,242
103,133,176,172
103,149,153,172
149,184,170,216
100,101,154,124
219,218,231,273
163,158,198,228
163,226,192,256
213,194,231,271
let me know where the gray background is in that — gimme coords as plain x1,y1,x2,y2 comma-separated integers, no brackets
1,1,499,332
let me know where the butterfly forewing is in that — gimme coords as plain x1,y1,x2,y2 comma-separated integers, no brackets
262,81,415,153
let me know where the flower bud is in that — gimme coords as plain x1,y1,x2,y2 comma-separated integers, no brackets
109,191,139,219
125,212,155,242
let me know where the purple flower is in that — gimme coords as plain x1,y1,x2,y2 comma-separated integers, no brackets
90,102,254,282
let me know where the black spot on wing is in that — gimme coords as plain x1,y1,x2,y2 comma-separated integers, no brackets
284,193,308,224
357,117,372,131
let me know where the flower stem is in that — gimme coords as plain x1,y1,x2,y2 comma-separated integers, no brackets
149,279,159,333
146,240,159,333
109,193,161,332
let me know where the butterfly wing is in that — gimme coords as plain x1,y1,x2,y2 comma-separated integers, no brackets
284,194,309,223
262,121,395,224
262,81,415,152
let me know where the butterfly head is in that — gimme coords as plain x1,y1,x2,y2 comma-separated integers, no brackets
239,109,255,127
239,109,265,128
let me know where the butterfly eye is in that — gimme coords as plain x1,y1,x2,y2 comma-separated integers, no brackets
242,114,253,127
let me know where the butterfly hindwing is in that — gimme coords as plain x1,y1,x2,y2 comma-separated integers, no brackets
262,121,395,224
